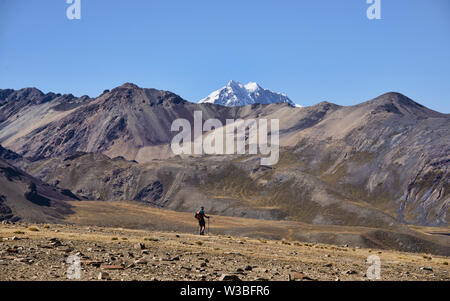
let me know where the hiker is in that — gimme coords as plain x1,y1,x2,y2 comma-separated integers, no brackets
195,206,210,235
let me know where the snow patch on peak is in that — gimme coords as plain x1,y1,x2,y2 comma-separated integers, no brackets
244,82,260,92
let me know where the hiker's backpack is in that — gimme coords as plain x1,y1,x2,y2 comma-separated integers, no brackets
195,211,201,220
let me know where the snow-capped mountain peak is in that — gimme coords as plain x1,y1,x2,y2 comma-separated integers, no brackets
199,81,298,107
243,82,260,92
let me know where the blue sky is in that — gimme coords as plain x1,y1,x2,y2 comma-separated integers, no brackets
0,0,449,112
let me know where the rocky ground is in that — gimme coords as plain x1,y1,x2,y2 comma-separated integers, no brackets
0,222,449,281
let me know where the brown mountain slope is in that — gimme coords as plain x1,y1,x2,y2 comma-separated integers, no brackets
21,152,406,230
0,83,335,161
0,157,77,223
280,93,449,226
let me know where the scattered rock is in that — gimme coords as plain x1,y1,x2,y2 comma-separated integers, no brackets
289,272,305,281
420,267,433,272
82,260,102,267
14,257,32,264
224,252,242,256
98,272,111,280
135,258,148,265
63,247,74,253
49,238,63,247
253,267,268,273
288,272,315,281
100,264,125,270
219,274,242,281
134,243,146,250
254,277,269,281
6,247,19,254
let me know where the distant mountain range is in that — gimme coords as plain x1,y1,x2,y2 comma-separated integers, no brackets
199,80,299,107
0,83,448,231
